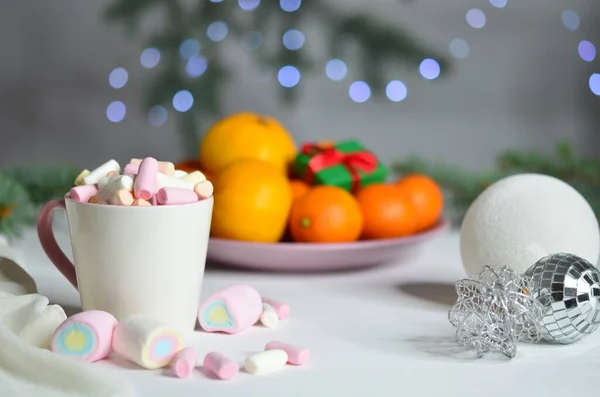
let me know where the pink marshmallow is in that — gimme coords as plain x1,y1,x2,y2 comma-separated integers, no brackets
171,347,197,378
203,352,238,380
193,181,214,199
68,185,98,203
133,157,158,201
265,341,310,365
261,297,290,320
198,284,263,334
123,163,139,175
50,310,118,362
156,187,198,205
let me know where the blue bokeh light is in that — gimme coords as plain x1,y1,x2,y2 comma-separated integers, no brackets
489,0,507,8
140,48,160,69
172,90,194,112
419,59,441,80
186,56,208,78
108,68,128,89
578,41,596,62
386,81,408,102
277,66,301,87
280,0,301,12
148,106,167,127
562,10,580,31
325,59,347,81
106,101,126,122
238,0,260,11
466,9,486,29
590,74,600,96
207,22,228,42
282,30,305,50
449,38,469,59
179,39,200,59
349,81,371,103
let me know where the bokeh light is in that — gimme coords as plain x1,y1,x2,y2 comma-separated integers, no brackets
489,0,507,8
238,0,260,11
186,56,208,78
325,59,347,81
179,39,200,59
386,81,408,102
280,0,301,12
106,101,126,122
148,106,168,127
349,81,371,103
419,59,441,80
578,41,596,62
207,22,228,42
590,74,600,96
108,68,128,89
277,66,301,87
466,9,486,29
140,48,160,69
449,39,469,59
562,10,580,31
172,90,194,112
242,31,263,51
282,30,305,50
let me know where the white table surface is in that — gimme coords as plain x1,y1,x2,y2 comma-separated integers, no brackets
11,224,600,397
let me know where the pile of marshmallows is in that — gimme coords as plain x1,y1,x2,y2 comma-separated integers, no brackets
68,158,213,206
50,284,309,380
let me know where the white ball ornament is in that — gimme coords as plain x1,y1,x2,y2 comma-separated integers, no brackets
460,173,600,276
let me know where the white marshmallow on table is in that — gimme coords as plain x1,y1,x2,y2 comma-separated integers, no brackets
112,315,183,370
98,175,134,202
244,349,288,375
157,173,194,190
173,170,188,178
82,159,120,185
259,302,279,329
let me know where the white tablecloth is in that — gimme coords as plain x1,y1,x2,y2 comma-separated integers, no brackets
11,225,600,397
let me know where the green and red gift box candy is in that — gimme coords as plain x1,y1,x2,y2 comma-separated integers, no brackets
291,139,388,192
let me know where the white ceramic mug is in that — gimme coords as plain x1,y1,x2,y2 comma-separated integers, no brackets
37,196,213,332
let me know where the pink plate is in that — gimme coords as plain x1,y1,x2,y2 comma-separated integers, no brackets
207,218,451,272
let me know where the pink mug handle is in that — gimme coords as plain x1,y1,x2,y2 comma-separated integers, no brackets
37,199,78,288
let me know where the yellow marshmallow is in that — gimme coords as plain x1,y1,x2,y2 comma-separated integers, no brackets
74,170,90,186
181,171,206,185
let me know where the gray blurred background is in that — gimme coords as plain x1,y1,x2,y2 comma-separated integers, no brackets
0,0,598,169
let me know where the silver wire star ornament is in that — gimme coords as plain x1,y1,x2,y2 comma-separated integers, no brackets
448,265,545,358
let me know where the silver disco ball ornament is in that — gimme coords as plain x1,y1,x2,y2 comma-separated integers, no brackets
524,253,600,344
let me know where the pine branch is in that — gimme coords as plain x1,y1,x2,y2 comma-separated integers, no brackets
0,173,35,238
1,166,80,205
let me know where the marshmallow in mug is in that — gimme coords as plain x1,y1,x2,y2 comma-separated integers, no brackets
67,157,214,206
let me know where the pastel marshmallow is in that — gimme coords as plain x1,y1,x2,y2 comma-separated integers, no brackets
134,157,159,200
132,198,152,206
171,347,197,378
74,169,90,186
193,181,214,199
89,195,101,204
180,171,206,185
111,189,135,206
98,175,134,202
50,310,117,362
198,284,263,334
156,188,198,205
112,315,183,369
173,170,188,178
259,303,279,329
131,158,175,176
97,175,119,189
244,350,288,375
265,341,310,365
83,159,120,185
261,297,290,320
203,351,238,380
68,185,98,203
123,163,139,175
157,173,194,190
